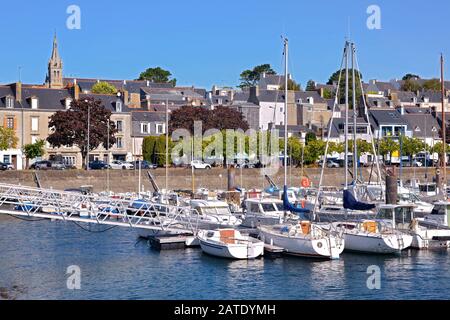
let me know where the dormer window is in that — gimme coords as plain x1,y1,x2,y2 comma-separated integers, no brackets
424,97,430,103
65,98,72,109
414,126,421,132
5,96,14,108
116,100,122,112
31,97,39,109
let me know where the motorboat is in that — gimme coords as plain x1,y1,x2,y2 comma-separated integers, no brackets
185,199,241,229
241,197,298,228
197,229,264,259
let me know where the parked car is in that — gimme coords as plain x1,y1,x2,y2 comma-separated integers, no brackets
3,162,14,170
110,160,134,170
318,159,340,168
0,162,8,171
132,160,157,169
190,160,212,169
89,160,110,170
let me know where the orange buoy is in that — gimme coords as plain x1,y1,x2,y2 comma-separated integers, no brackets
301,177,310,188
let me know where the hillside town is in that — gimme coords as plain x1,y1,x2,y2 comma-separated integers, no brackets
0,35,448,170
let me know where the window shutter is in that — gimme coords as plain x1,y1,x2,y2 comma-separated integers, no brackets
2,117,6,128
13,117,17,130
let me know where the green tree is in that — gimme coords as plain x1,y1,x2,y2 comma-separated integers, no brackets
306,80,316,91
239,64,276,88
378,138,399,163
327,69,363,108
304,139,326,165
423,78,441,91
0,127,18,150
305,132,317,145
142,136,157,164
402,74,420,81
138,67,176,86
401,78,422,92
402,137,426,159
322,88,333,99
23,139,45,169
280,79,301,91
91,81,118,95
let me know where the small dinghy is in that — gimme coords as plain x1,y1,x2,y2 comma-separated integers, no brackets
197,229,264,259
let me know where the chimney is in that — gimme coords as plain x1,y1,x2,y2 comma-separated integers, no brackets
123,90,129,104
12,82,22,102
400,106,405,115
248,86,260,104
262,72,266,79
146,80,150,87
72,79,80,100
229,90,234,101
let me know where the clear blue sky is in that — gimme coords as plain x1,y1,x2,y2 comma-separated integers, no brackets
1,0,449,89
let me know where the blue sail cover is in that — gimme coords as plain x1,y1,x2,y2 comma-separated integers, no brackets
282,185,310,214
343,189,376,210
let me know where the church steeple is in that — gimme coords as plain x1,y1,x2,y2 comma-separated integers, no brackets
46,32,63,89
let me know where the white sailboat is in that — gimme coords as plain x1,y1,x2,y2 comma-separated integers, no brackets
198,229,264,259
257,38,345,260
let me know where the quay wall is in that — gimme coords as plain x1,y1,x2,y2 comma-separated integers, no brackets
0,168,437,193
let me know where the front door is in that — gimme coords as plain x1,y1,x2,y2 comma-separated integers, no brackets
12,155,17,169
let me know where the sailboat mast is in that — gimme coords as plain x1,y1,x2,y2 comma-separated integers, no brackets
441,54,447,196
344,41,349,189
284,38,289,188
351,43,358,182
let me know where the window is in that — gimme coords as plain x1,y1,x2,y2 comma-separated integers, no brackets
116,100,122,112
3,155,10,164
6,117,14,129
116,120,123,133
63,156,76,166
31,117,39,132
141,123,149,134
31,135,39,144
116,137,123,148
6,96,14,108
156,123,165,134
31,98,39,109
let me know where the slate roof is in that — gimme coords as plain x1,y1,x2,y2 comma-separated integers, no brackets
369,109,409,129
132,111,167,122
328,117,369,138
0,86,20,108
403,114,440,138
79,93,130,113
64,78,174,94
20,87,72,110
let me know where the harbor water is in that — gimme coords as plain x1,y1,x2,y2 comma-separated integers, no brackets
1,216,449,300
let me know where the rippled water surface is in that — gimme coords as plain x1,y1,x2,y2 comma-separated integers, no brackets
0,216,449,300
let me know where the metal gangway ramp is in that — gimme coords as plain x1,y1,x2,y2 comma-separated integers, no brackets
0,183,200,235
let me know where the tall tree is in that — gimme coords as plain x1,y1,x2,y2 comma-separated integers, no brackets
0,127,18,150
280,79,301,91
423,79,441,91
378,138,399,163
138,67,176,86
239,64,276,88
402,74,420,81
91,81,118,95
401,78,422,92
306,80,316,91
47,98,117,168
23,140,45,169
327,69,363,108
169,105,249,134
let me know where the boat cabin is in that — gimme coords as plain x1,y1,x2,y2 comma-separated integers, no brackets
244,198,284,216
426,202,450,227
189,200,232,216
377,204,416,229
418,183,438,197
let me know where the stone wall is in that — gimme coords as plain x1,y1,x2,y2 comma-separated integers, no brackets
0,167,438,193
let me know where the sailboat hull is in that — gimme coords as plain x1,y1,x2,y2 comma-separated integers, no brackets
343,232,413,254
259,227,344,259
